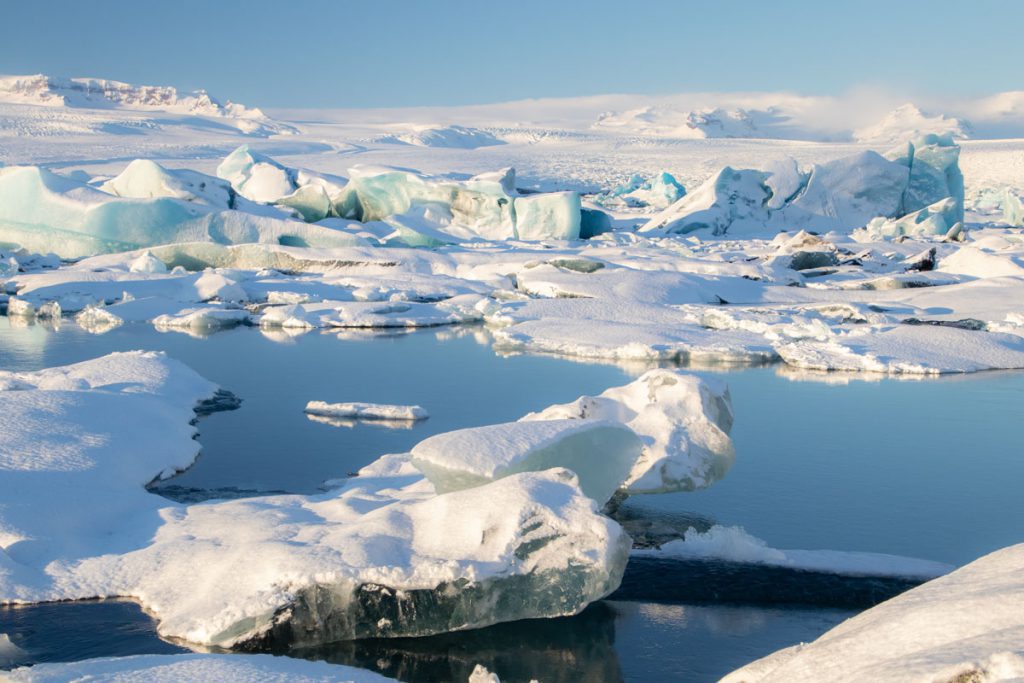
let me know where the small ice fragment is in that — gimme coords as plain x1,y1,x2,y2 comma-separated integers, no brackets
305,401,428,421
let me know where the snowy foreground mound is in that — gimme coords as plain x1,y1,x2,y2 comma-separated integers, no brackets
723,544,1024,682
0,355,735,648
8,653,397,682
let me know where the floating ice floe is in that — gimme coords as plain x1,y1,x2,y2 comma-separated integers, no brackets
259,295,487,329
635,525,952,580
305,401,428,421
776,324,1024,375
722,544,1024,683
8,653,397,682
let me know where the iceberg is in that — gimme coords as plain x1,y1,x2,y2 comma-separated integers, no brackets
641,167,770,235
774,151,909,233
514,191,582,240
216,145,295,203
641,139,964,237
886,133,965,225
0,165,366,259
522,369,735,494
857,197,962,240
598,172,686,209
100,159,232,208
410,419,642,503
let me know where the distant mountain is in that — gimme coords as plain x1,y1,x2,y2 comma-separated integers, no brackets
0,74,293,135
853,104,970,143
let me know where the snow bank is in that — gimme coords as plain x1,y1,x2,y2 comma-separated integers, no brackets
722,544,1024,682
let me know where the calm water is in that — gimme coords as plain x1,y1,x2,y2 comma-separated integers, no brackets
2,317,1023,680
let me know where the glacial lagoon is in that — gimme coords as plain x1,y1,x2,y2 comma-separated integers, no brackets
1,318,1021,681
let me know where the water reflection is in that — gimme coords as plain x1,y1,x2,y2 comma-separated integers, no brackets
288,603,623,683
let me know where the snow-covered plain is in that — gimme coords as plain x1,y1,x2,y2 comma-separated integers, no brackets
2,75,1023,679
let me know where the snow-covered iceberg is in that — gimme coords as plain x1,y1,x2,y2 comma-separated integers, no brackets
640,136,964,237
0,165,365,259
522,369,735,494
410,419,642,503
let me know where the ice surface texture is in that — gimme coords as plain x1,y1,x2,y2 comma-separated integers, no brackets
722,544,1024,682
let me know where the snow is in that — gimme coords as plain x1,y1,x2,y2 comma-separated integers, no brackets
8,653,397,682
410,419,642,503
305,401,428,421
636,526,953,580
722,544,1024,682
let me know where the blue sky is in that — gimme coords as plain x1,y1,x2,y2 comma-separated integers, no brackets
2,0,1020,109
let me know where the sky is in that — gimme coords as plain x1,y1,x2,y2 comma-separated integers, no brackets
1,0,1021,110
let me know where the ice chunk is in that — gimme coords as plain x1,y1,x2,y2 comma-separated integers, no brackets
774,151,908,233
410,419,642,503
764,158,808,210
514,192,581,240
641,167,770,236
636,525,952,579
216,145,295,202
277,184,331,222
8,653,397,682
100,159,232,207
886,133,965,224
305,401,428,421
579,206,613,239
128,250,168,274
1,633,27,668
722,544,1024,683
857,197,961,240
602,171,686,209
522,369,735,493
100,469,630,646
152,306,250,333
